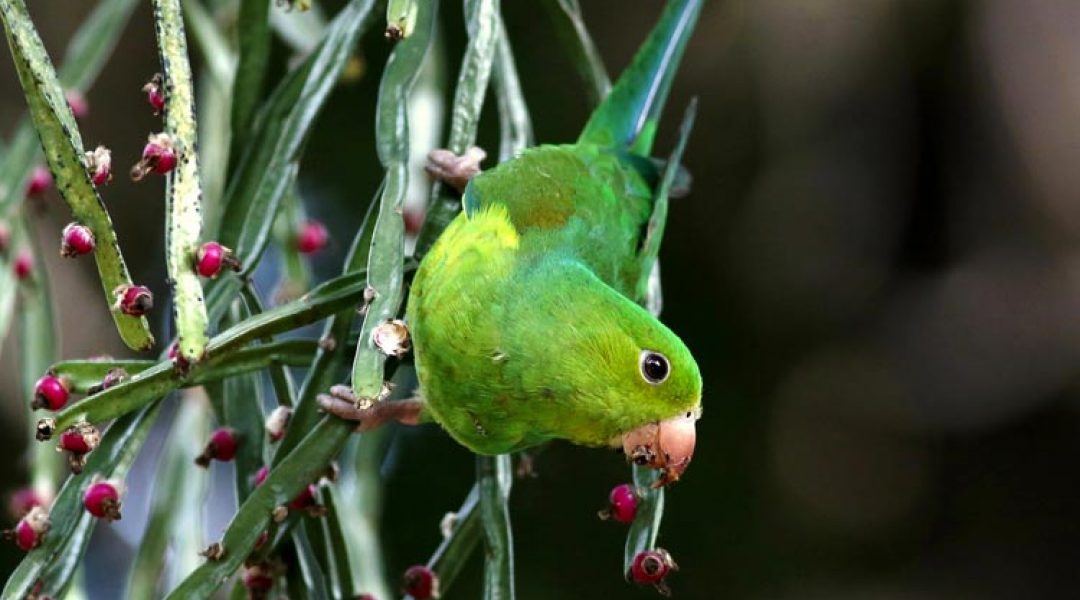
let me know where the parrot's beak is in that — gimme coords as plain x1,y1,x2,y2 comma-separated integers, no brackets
621,411,698,487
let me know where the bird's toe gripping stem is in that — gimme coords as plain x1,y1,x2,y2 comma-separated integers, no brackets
425,146,486,193
317,384,423,432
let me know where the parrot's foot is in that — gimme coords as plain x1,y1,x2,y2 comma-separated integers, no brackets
426,146,486,193
317,384,423,432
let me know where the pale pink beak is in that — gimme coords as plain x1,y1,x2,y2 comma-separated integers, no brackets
621,411,698,487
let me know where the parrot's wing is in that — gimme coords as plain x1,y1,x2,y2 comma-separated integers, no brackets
577,0,703,157
636,98,697,300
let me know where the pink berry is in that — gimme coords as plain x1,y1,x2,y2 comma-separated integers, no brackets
142,73,165,114
9,506,50,551
87,367,127,395
242,564,274,597
288,484,317,510
13,250,32,280
402,565,438,599
66,90,89,119
602,483,639,524
8,488,45,519
195,427,240,467
114,284,153,316
130,133,177,181
25,165,52,197
254,465,270,487
60,223,95,258
403,208,425,235
265,406,292,442
32,374,69,411
86,145,112,186
59,423,101,456
296,220,329,254
629,548,676,592
82,480,122,521
194,241,240,278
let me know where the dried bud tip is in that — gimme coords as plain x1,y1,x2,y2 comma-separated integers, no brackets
130,133,177,181
402,565,439,599
372,319,411,357
114,284,153,317
265,406,292,442
83,479,123,521
199,542,225,560
142,73,165,114
32,374,70,411
296,220,329,254
0,222,9,254
195,427,239,467
60,223,96,258
194,241,240,278
25,165,52,197
35,418,56,441
85,146,112,186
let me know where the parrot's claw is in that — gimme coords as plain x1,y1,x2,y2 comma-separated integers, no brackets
317,386,423,432
426,146,486,193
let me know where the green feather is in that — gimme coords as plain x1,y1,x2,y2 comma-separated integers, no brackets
578,0,703,155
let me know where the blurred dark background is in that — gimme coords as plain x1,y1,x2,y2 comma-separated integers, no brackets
6,0,1080,598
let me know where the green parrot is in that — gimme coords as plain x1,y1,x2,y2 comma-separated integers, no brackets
321,0,703,486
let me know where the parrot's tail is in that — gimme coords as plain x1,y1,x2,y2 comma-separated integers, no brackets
577,0,703,156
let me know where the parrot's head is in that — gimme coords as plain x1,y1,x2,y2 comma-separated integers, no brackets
611,327,702,488
507,262,702,487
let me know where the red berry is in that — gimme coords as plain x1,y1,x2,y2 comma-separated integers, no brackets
354,595,376,600
32,374,69,411
87,367,127,395
8,488,46,519
66,90,89,119
60,223,96,258
142,73,165,114
195,427,240,467
10,506,50,551
194,241,240,278
402,565,438,599
603,483,639,524
25,166,52,197
296,220,329,254
130,133,177,180
13,250,33,280
629,548,676,592
82,480,123,521
86,145,112,186
114,284,153,316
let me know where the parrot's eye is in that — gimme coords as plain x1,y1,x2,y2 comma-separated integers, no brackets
639,351,670,384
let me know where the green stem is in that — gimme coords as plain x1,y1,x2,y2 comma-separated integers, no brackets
414,0,501,257
538,0,610,106
478,455,514,600
153,0,210,364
